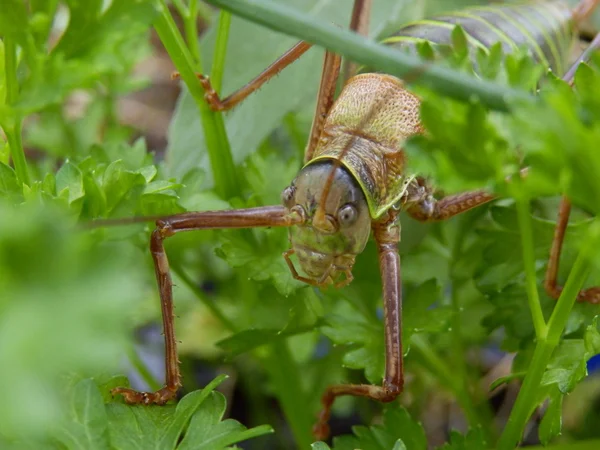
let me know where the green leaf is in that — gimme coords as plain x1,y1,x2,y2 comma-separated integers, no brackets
322,279,448,384
322,301,383,384
0,0,29,44
177,392,273,449
107,375,227,449
330,407,425,450
53,0,158,59
436,427,488,450
142,180,182,196
56,161,85,205
55,379,110,450
0,203,146,439
541,318,600,396
216,228,305,296
539,390,563,446
0,162,21,201
216,325,320,357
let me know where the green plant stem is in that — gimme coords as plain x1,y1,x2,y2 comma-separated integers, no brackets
514,194,547,338
211,10,231,94
187,0,202,62
263,340,313,449
204,0,532,112
126,344,161,391
412,330,494,445
544,223,600,343
3,39,30,185
171,262,237,332
411,335,480,424
497,220,599,450
173,0,202,66
445,218,496,442
154,1,239,199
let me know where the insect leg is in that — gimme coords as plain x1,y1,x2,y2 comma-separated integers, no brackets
574,0,600,22
111,206,303,405
540,31,600,304
343,0,372,81
405,188,496,222
313,218,402,441
305,50,342,162
189,41,313,111
544,198,600,304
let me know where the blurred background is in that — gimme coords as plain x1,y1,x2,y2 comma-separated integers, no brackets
2,1,600,449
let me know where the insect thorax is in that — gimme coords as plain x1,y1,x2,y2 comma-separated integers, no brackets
308,73,423,219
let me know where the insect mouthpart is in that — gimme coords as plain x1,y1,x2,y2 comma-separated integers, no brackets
283,246,355,288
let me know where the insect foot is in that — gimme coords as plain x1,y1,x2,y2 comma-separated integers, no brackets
111,385,178,405
197,74,224,111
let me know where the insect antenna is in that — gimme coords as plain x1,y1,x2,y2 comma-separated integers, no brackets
315,77,397,224
80,215,167,229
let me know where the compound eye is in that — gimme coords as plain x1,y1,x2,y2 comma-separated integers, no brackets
338,204,358,227
281,186,296,208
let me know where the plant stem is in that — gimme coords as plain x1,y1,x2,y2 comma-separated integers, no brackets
3,39,30,185
204,0,532,112
412,334,494,446
497,220,599,450
171,262,237,332
411,334,481,426
154,1,239,199
445,218,496,442
263,340,313,449
211,10,231,94
514,193,547,338
126,344,161,391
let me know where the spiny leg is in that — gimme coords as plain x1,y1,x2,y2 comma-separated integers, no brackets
544,197,600,304
313,217,403,440
574,0,600,22
112,206,303,404
305,50,342,162
540,33,600,304
190,40,313,111
343,0,372,81
404,181,600,304
405,179,496,222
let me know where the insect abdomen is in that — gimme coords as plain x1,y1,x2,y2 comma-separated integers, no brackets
382,2,575,75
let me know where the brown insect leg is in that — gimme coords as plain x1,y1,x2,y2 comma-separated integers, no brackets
313,217,402,440
343,0,372,81
180,41,313,112
305,50,342,162
406,188,496,222
112,206,303,404
573,0,600,22
544,197,600,304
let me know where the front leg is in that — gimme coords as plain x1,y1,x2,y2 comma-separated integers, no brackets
313,217,403,440
111,206,303,405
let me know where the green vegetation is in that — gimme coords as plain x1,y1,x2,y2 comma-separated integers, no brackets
2,0,600,449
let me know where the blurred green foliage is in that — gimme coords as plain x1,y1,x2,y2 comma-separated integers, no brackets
2,0,600,449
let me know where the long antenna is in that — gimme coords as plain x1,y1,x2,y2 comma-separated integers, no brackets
314,76,394,226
